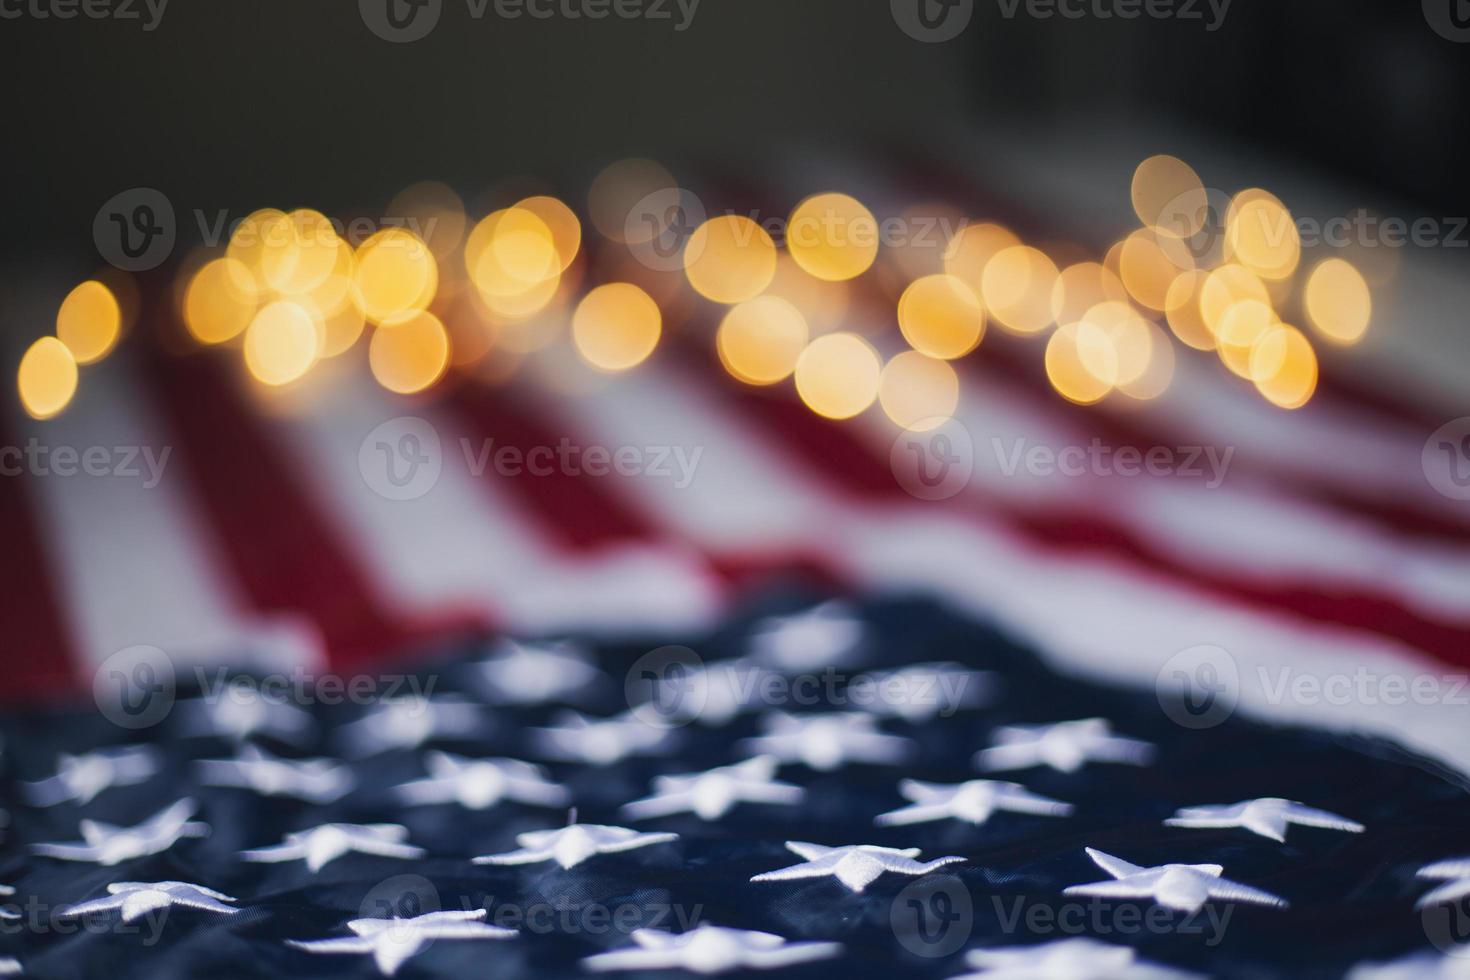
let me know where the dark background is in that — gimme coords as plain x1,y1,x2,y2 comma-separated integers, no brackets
1,0,1467,263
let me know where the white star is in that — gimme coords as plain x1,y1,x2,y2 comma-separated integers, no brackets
1417,857,1470,909
59,881,237,924
954,938,1204,979
747,601,866,672
622,757,804,821
473,823,678,870
288,909,516,976
1063,847,1288,914
181,685,314,745
530,710,676,765
333,696,485,758
875,779,1073,827
856,663,993,723
195,745,354,803
475,638,602,705
975,719,1156,774
241,823,425,872
393,752,570,811
583,925,843,974
1347,950,1470,979
1165,798,1364,843
32,799,208,866
646,659,776,727
22,747,160,807
739,712,913,771
751,841,965,893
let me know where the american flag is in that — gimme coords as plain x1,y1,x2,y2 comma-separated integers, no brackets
1,148,1468,979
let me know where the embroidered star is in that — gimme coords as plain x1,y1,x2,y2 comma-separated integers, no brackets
622,757,804,821
875,779,1073,827
334,696,485,758
181,685,314,745
975,718,1156,773
1416,857,1470,909
474,638,602,705
22,747,160,807
856,663,994,723
195,745,354,803
751,841,965,893
1063,847,1288,913
739,712,913,771
287,910,516,976
473,823,678,870
1165,798,1364,842
645,659,775,727
32,799,208,866
241,823,425,872
583,925,843,974
955,938,1204,979
530,710,676,765
393,752,570,811
746,601,866,672
59,881,238,924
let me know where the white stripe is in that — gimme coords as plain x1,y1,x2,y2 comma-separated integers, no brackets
272,368,722,636
560,359,1470,776
17,353,318,670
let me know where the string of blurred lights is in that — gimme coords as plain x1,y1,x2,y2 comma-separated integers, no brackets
18,155,1378,427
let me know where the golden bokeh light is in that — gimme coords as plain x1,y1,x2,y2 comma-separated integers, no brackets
1132,154,1209,239
716,295,809,385
898,274,985,359
1163,270,1216,350
1119,228,1195,311
890,202,966,280
226,208,286,287
763,252,850,333
572,282,662,372
1118,321,1175,400
1199,263,1270,337
244,301,321,387
184,258,261,345
1303,257,1371,345
794,332,881,420
879,350,959,430
353,228,438,325
1250,324,1318,409
514,196,582,273
1075,301,1152,387
318,302,367,359
1216,298,1278,378
1045,322,1112,405
55,280,122,364
588,158,676,244
787,192,880,282
466,208,561,301
1225,189,1300,280
1051,261,1129,327
369,310,451,394
684,215,777,304
18,336,78,420
259,209,340,295
943,222,1020,291
981,245,1059,334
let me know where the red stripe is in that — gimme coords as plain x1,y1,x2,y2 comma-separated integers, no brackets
668,336,1470,671
0,422,80,700
140,346,483,673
